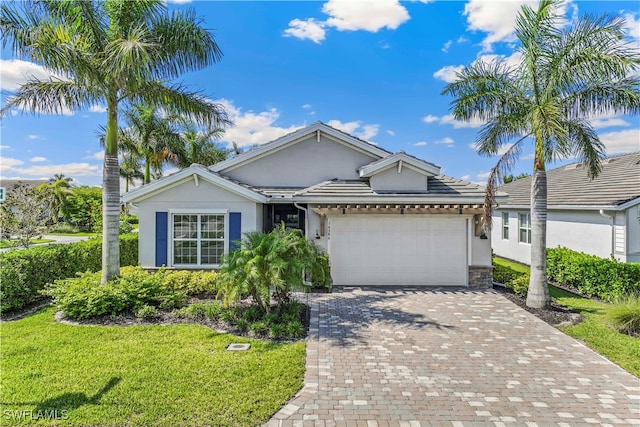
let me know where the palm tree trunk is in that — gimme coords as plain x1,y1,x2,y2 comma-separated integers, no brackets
101,98,121,284
144,160,151,184
526,169,549,308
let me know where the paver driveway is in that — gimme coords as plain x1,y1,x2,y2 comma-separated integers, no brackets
266,288,640,427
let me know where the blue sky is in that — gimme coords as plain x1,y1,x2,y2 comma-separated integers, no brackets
1,0,639,188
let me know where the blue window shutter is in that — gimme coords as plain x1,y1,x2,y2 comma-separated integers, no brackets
155,212,168,267
229,212,242,251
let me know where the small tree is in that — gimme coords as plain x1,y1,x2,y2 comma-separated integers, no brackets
0,184,51,248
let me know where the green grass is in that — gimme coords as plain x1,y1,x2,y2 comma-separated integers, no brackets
549,286,640,377
0,238,55,249
0,308,305,426
493,256,530,274
47,232,98,237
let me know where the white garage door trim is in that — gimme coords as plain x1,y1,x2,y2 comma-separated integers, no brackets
328,215,469,287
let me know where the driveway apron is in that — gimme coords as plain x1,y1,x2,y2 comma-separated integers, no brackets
266,288,640,427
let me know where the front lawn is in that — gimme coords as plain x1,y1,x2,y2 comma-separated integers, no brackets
550,286,640,377
0,308,305,426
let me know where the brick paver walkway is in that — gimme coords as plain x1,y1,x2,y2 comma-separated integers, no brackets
265,288,640,427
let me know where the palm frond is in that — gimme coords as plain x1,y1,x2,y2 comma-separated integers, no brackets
0,79,97,117
134,81,230,129
561,118,606,179
149,8,223,79
482,136,529,231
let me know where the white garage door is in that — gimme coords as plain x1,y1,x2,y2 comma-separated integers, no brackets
329,215,468,286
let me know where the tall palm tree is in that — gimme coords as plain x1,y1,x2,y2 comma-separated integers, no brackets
179,123,228,167
0,0,229,283
443,0,639,308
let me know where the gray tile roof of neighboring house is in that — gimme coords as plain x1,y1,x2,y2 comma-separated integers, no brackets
499,152,640,208
0,179,48,189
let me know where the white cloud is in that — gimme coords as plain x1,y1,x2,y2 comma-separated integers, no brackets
27,134,40,140
285,0,411,43
216,99,303,148
435,137,454,145
433,65,464,83
414,141,427,146
476,51,523,71
461,174,471,181
30,156,47,162
441,40,452,53
1,158,100,178
623,13,640,42
422,115,439,123
0,59,56,91
477,171,491,180
326,120,379,141
284,19,326,43
0,157,25,173
591,117,630,129
463,0,538,52
439,114,485,129
0,145,10,151
386,130,395,136
302,104,312,109
599,129,640,153
87,151,105,161
89,105,107,113
322,0,409,32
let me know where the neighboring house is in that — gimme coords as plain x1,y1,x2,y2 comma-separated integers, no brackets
123,122,500,288
492,152,640,264
0,179,48,202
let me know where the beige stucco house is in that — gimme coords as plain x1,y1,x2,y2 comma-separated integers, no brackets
122,122,498,287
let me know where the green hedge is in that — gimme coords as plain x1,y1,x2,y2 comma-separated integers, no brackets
0,234,138,314
547,247,640,301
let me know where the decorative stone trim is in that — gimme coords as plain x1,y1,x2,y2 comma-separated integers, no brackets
468,265,493,289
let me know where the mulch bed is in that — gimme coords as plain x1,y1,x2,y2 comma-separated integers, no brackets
493,285,584,327
51,297,311,342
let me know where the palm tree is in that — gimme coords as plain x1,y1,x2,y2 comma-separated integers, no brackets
443,0,639,308
0,0,229,283
120,104,186,184
37,174,73,223
119,153,144,193
179,123,228,167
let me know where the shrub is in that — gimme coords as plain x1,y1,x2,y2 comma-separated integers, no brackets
285,321,304,338
159,270,218,297
159,292,187,310
249,321,268,335
136,304,159,320
0,234,138,314
311,253,332,289
510,274,530,297
606,295,640,337
204,302,222,320
546,247,640,301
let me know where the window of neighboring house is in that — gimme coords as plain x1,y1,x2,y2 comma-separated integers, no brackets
502,212,509,240
518,212,531,244
172,213,226,266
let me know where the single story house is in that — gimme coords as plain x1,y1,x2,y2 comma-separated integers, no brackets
122,121,500,288
492,152,640,264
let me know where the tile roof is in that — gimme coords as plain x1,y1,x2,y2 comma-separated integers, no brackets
293,175,488,199
499,152,640,208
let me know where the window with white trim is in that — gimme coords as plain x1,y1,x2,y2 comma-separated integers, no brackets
502,212,509,240
518,212,531,244
172,213,226,266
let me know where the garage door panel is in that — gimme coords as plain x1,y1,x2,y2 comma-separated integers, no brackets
329,216,467,286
